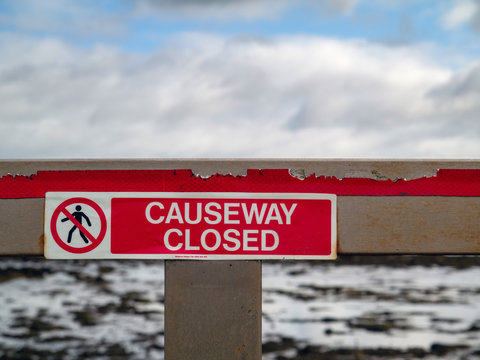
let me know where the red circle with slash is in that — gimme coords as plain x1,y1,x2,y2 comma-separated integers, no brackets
50,197,107,254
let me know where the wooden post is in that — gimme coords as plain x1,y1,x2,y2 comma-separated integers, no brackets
165,260,262,359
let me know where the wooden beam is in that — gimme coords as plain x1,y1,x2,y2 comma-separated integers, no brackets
3,158,480,179
1,159,480,255
338,196,480,253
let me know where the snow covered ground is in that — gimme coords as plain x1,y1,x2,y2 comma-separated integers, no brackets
262,259,480,359
0,257,479,359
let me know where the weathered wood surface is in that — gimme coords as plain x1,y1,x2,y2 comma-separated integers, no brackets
165,260,261,359
2,158,480,179
1,159,480,255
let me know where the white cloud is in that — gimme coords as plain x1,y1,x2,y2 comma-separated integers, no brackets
0,33,479,159
134,0,360,19
0,0,362,37
472,0,480,31
135,0,283,20
442,0,478,29
321,0,360,15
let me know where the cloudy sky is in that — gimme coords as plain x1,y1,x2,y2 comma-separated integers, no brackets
1,0,480,158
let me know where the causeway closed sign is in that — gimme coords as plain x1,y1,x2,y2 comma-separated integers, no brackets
45,192,336,260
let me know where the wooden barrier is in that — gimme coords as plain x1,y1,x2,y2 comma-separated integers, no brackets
1,159,480,359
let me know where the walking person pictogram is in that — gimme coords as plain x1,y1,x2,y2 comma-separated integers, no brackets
61,205,92,244
49,197,107,255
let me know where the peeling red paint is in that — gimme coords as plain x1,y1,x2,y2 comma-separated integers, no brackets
1,169,480,199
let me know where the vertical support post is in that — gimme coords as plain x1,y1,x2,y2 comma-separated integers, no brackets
165,260,262,360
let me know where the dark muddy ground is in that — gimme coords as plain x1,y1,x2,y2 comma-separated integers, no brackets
0,255,479,359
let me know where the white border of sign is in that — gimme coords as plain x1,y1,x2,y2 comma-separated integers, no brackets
45,192,337,260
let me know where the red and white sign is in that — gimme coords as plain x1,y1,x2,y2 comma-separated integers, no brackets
50,197,107,254
45,192,336,260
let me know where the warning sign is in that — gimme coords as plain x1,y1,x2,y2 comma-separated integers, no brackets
47,197,107,256
45,192,336,260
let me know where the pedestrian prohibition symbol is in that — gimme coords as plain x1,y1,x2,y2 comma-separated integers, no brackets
50,197,107,254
